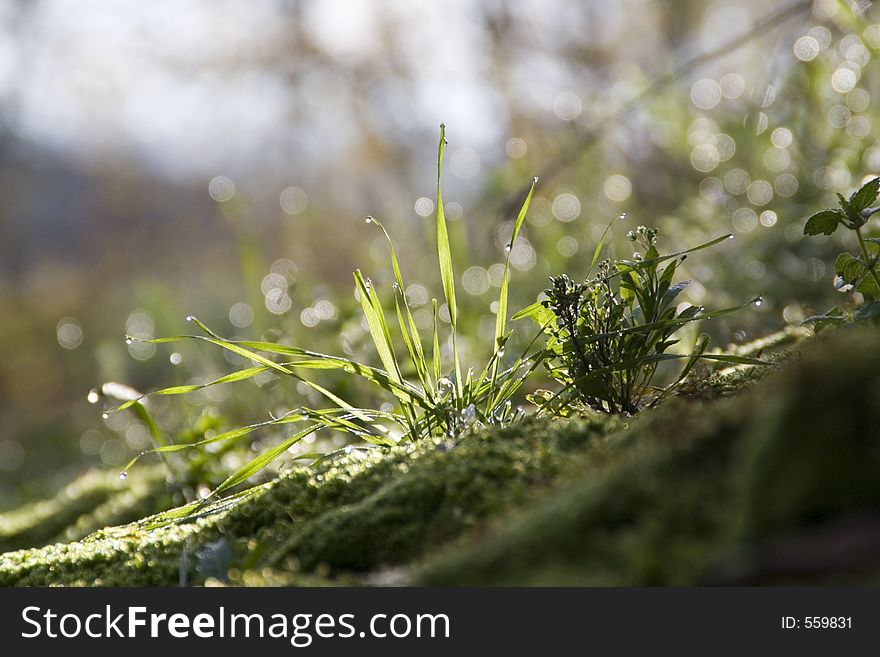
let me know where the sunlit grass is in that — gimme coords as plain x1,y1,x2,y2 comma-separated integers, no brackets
109,125,544,502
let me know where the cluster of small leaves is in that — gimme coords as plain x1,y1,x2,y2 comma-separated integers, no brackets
803,177,880,330
528,226,762,415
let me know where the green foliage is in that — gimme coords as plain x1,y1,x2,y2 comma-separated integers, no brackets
108,127,544,502
803,177,880,330
523,227,763,414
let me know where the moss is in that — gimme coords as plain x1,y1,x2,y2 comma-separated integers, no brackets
0,466,168,552
0,414,619,586
4,326,879,587
416,327,880,585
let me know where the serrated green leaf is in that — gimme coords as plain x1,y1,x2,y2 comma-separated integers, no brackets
850,177,880,213
835,252,868,285
803,210,841,236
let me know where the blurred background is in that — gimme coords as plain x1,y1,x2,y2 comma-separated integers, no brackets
1,0,878,510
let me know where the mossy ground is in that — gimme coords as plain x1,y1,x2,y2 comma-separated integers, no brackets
2,327,879,586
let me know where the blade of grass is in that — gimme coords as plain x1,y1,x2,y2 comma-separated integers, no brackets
494,177,537,352
435,124,462,397
588,212,626,275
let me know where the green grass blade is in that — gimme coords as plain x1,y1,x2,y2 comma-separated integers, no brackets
588,212,626,275
494,177,537,352
606,234,735,284
115,365,269,411
207,423,320,499
577,297,760,346
512,301,544,321
365,215,433,393
129,401,169,449
432,298,441,384
435,124,462,396
354,270,407,394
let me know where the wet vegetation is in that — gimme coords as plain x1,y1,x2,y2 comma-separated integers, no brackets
3,1,880,586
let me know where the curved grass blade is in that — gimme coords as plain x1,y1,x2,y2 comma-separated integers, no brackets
366,215,433,394
588,212,626,275
494,176,537,352
205,423,320,500
435,124,462,397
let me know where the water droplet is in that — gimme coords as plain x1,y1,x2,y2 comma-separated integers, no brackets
619,212,627,220
505,243,512,252
365,216,373,224
119,471,127,480
186,315,194,322
727,234,735,240
102,412,110,419
87,389,100,404
392,282,400,291
497,349,505,358
125,336,133,344
754,296,764,306
533,176,539,184
443,139,449,146
344,445,353,454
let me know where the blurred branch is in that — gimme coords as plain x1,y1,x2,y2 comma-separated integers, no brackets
492,0,814,219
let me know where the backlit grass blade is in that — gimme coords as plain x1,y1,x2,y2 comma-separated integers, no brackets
435,124,462,396
114,365,269,411
494,176,537,353
602,233,735,284
589,212,626,275
232,340,427,403
135,322,371,421
432,298,441,384
129,401,169,449
354,271,407,397
512,301,544,321
367,215,433,394
577,297,761,346
206,424,319,499
119,412,311,473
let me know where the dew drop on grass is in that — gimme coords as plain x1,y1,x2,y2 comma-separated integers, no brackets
125,336,133,344
727,234,735,240
533,176,539,184
87,389,100,404
365,216,373,224
119,471,127,481
186,315,194,322
344,445,353,454
102,412,110,419
754,296,764,306
505,242,512,252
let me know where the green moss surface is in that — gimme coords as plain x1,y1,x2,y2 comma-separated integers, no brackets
2,327,878,586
